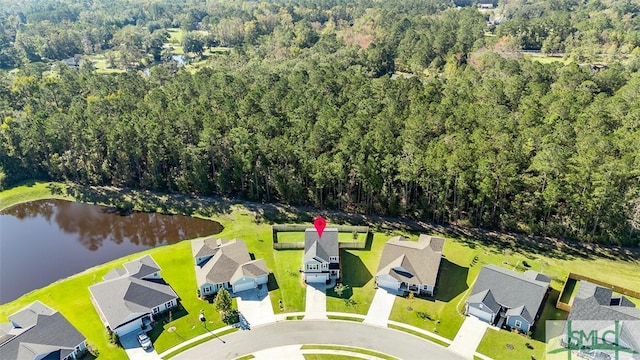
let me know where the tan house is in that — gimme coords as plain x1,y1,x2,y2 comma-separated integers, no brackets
375,235,445,296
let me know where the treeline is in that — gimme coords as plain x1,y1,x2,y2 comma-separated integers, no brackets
2,50,640,246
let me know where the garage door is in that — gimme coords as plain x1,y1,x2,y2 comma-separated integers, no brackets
376,278,400,291
468,306,493,323
114,318,142,336
305,273,327,283
233,280,256,293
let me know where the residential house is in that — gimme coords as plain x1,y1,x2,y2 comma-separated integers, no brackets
0,301,86,360
563,281,640,359
466,264,551,332
303,228,339,284
193,238,269,296
89,255,178,336
376,234,445,296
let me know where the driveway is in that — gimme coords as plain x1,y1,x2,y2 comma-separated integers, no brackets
236,286,276,327
304,283,327,319
363,288,397,327
448,316,490,359
172,320,467,360
120,331,161,360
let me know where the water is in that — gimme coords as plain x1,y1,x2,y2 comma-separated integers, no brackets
0,199,223,304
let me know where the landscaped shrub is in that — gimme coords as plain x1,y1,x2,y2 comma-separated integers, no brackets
222,310,240,325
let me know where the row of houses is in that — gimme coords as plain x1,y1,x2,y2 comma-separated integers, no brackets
2,226,638,359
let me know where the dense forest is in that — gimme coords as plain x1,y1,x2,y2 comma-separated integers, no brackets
1,0,639,246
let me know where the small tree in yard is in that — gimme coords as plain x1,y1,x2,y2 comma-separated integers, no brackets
334,283,349,297
214,288,232,313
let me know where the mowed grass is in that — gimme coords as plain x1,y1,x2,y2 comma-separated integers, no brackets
0,181,70,210
0,183,299,357
325,233,388,315
477,328,544,360
389,233,640,352
277,231,367,243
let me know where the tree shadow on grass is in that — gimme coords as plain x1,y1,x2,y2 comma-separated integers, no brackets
267,273,280,291
327,250,372,300
147,303,189,342
434,258,469,303
532,288,567,342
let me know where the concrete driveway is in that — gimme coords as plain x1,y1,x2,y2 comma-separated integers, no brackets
448,316,490,359
304,283,327,319
236,286,276,327
363,288,398,327
120,331,161,360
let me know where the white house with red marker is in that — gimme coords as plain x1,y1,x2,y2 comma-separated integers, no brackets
303,227,340,285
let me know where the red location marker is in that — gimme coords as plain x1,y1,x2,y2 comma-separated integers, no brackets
314,216,327,238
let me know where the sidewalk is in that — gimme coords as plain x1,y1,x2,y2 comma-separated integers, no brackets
157,326,233,358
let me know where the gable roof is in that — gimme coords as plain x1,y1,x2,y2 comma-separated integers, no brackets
467,289,502,314
89,256,177,330
0,302,85,360
568,281,640,353
376,235,445,286
505,305,534,323
123,255,161,279
304,228,339,264
193,238,269,287
468,265,550,321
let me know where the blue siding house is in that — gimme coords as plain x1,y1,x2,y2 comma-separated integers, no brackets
466,265,551,333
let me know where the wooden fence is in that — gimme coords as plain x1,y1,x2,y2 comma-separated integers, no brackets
272,224,369,250
556,272,640,311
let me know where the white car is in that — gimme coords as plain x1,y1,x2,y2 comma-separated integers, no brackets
137,332,152,350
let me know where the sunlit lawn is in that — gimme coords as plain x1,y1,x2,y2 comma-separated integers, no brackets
477,328,544,360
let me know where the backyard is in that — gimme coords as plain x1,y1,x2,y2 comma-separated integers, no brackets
276,231,367,243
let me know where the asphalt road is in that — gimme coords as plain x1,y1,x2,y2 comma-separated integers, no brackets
173,320,467,360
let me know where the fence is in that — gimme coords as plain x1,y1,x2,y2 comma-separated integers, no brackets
272,224,370,250
556,272,640,311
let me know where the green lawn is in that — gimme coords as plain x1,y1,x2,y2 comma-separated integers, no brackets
326,234,388,315
303,355,357,360
276,232,367,243
477,328,544,360
301,345,397,360
0,181,70,210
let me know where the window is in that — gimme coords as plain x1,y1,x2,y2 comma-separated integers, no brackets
514,320,522,328
153,307,159,314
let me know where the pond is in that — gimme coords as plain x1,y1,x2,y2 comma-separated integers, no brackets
0,199,223,304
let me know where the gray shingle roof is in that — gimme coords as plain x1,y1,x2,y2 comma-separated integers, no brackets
89,256,177,330
468,265,550,321
568,281,640,355
376,235,445,286
193,238,269,287
304,228,339,264
0,302,85,360
506,305,534,323
468,289,502,314
123,255,161,279
231,260,270,283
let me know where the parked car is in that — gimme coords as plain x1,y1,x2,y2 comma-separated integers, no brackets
137,332,152,350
